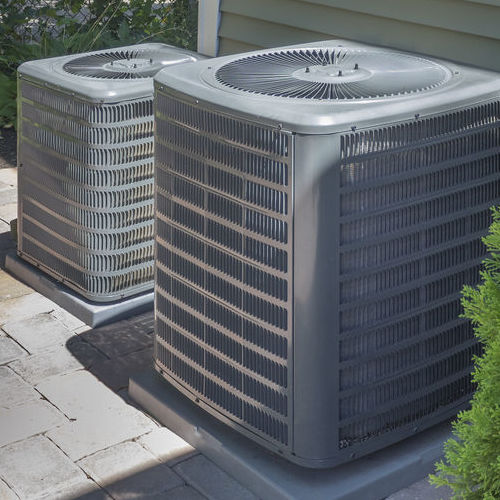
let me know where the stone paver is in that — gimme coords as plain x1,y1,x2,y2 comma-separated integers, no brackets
0,270,32,301
9,338,106,385
0,184,17,206
0,366,40,408
78,441,184,499
0,293,56,327
174,455,258,500
164,486,207,500
0,436,88,500
386,476,453,499
0,400,65,447
137,427,196,466
46,409,156,461
36,370,138,420
0,336,27,365
0,202,17,224
50,307,87,332
2,312,75,353
0,167,17,187
37,370,155,460
0,478,19,500
50,480,112,500
91,347,153,391
81,317,153,359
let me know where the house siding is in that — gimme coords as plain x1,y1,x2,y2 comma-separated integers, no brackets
217,0,500,71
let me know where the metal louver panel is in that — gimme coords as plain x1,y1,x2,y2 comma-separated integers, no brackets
337,101,500,450
17,80,155,301
154,89,293,447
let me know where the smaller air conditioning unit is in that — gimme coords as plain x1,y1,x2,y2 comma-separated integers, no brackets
152,40,500,468
17,44,202,301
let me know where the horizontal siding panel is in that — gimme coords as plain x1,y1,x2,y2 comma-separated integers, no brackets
219,13,331,53
219,38,261,56
218,0,500,72
291,0,499,39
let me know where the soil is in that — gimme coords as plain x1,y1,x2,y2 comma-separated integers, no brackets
0,128,17,169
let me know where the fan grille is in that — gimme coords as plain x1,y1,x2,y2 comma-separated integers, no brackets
215,48,452,100
63,49,174,79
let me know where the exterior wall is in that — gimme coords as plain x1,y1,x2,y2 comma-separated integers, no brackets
215,0,500,72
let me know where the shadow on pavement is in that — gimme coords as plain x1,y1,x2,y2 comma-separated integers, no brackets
66,311,156,397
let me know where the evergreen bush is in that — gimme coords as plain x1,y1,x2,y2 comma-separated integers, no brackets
430,206,500,499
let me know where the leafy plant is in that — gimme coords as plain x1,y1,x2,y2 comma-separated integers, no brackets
430,206,500,499
0,0,198,128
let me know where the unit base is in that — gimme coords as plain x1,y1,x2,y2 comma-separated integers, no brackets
129,370,453,500
5,252,154,328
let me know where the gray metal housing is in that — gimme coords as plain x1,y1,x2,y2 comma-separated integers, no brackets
152,40,500,467
17,44,204,302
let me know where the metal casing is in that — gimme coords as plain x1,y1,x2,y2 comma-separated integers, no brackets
152,40,500,467
17,44,204,302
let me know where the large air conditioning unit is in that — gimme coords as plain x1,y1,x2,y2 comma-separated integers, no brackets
17,44,202,301
152,40,500,468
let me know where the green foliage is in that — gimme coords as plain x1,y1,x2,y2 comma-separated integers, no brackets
430,206,500,499
0,0,198,128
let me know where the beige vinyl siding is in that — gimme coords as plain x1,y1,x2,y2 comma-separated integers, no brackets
218,0,500,72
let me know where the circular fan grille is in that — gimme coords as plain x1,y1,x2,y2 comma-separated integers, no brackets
215,48,451,100
63,49,174,79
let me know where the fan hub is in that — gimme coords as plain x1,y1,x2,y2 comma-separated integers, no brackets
103,58,154,72
292,64,372,84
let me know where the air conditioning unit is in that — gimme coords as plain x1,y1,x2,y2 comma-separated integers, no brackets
152,40,500,468
17,44,202,301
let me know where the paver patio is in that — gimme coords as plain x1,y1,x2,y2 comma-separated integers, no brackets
0,140,450,499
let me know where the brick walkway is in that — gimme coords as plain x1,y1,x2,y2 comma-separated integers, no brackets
0,163,451,499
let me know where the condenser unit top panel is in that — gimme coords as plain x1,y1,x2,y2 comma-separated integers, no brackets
18,43,203,103
154,40,500,134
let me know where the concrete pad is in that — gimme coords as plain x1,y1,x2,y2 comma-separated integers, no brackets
0,478,19,500
0,270,32,301
0,400,65,447
174,454,257,500
2,312,75,354
78,441,183,499
0,292,56,327
387,476,452,500
0,436,87,499
5,253,154,328
0,337,27,365
46,408,156,461
137,427,196,466
130,370,454,500
0,366,40,409
9,338,107,385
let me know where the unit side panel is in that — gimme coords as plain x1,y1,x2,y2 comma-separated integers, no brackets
336,101,500,455
153,88,294,450
17,79,155,300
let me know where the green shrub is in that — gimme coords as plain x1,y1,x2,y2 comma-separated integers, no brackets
430,206,500,499
0,0,198,128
